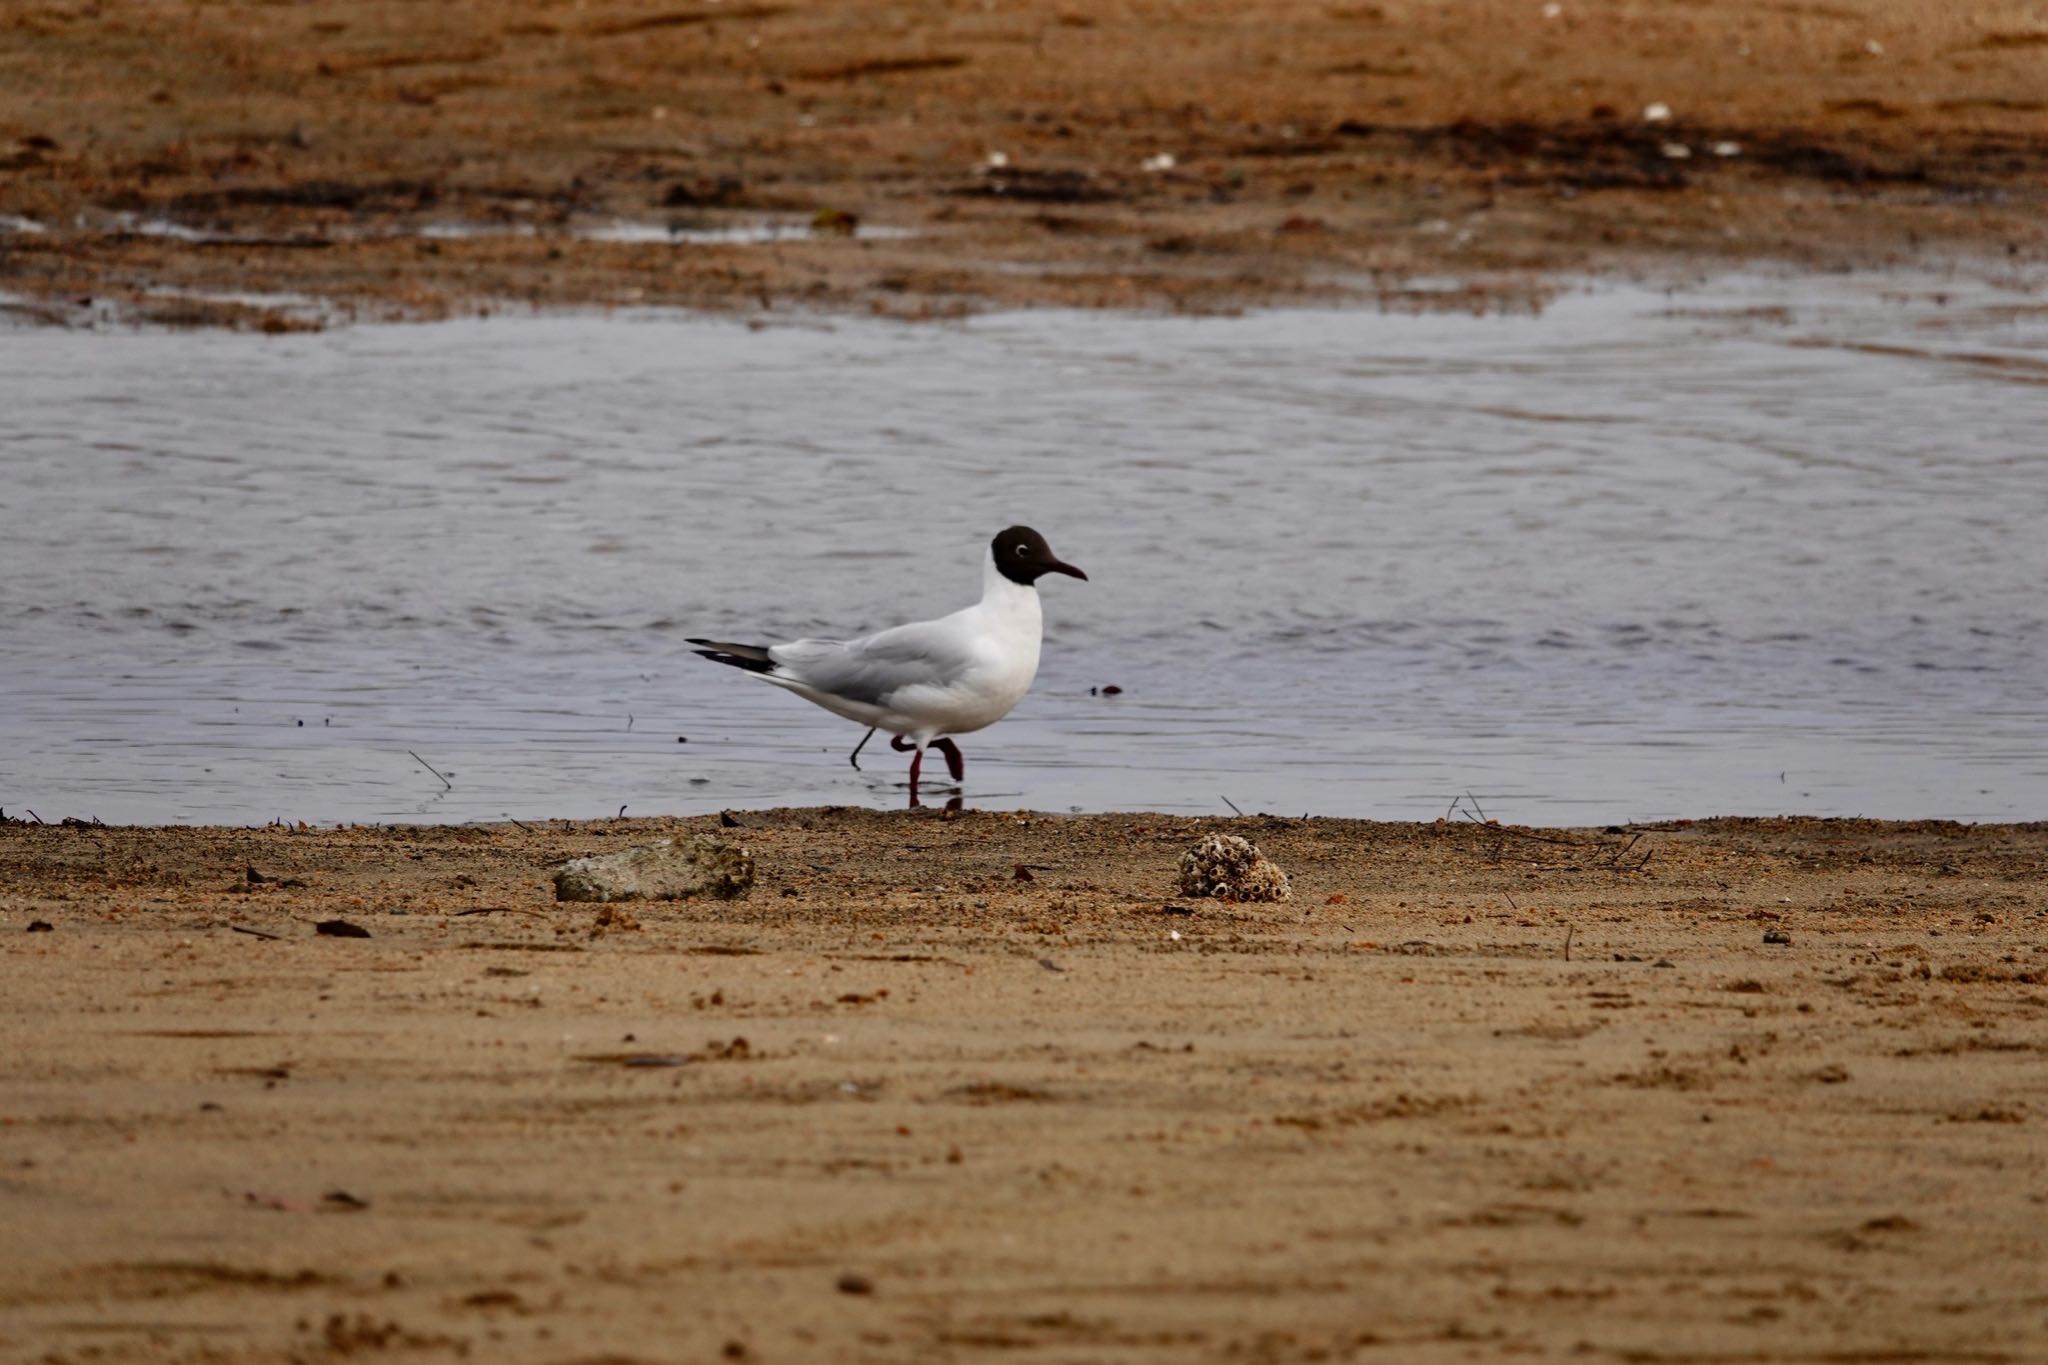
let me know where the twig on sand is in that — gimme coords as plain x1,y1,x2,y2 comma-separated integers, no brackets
408,750,453,790
1601,835,1655,875
1603,833,1644,866
1486,825,1584,848
454,907,544,918
229,924,283,941
1221,795,1245,817
1564,926,1574,962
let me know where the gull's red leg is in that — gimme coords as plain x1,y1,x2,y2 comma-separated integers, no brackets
932,737,964,783
887,735,928,807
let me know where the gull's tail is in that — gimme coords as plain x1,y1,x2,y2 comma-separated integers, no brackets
687,638,777,675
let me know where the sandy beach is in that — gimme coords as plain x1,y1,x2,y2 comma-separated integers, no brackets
3,810,2044,1362
4,0,2047,325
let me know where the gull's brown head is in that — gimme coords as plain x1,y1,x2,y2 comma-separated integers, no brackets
992,526,1087,586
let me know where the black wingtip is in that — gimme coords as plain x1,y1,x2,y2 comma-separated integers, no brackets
688,638,777,675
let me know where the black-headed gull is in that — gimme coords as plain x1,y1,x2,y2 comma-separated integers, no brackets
689,526,1087,806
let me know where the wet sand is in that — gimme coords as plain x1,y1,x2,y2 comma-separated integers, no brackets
3,0,2047,325
4,809,2045,1362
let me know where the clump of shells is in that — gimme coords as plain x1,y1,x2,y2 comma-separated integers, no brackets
1176,833,1291,903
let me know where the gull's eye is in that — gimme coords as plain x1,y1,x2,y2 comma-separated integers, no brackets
1015,544,1029,556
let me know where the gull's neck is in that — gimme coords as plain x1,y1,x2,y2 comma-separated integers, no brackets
979,547,1042,620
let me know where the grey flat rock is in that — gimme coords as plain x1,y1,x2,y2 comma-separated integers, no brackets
553,835,754,903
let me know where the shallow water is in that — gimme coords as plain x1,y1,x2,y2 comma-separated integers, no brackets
22,211,910,248
3,271,2044,826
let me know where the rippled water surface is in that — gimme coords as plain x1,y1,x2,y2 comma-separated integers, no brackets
4,272,2044,825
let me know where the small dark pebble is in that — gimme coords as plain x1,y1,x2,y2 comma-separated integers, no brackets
199,1101,223,1112
812,207,860,235
1652,958,1676,968
1012,863,1034,882
835,1272,874,1296
677,736,687,743
1038,958,1065,972
1161,904,1196,916
26,920,54,933
1604,825,1625,834
315,919,371,938
723,1342,749,1361
720,811,742,828
1763,929,1792,945
322,1190,370,1211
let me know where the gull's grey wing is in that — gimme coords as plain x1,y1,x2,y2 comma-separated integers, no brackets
771,619,977,708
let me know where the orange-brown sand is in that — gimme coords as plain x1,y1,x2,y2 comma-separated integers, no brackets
3,0,2046,326
4,810,2045,1362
